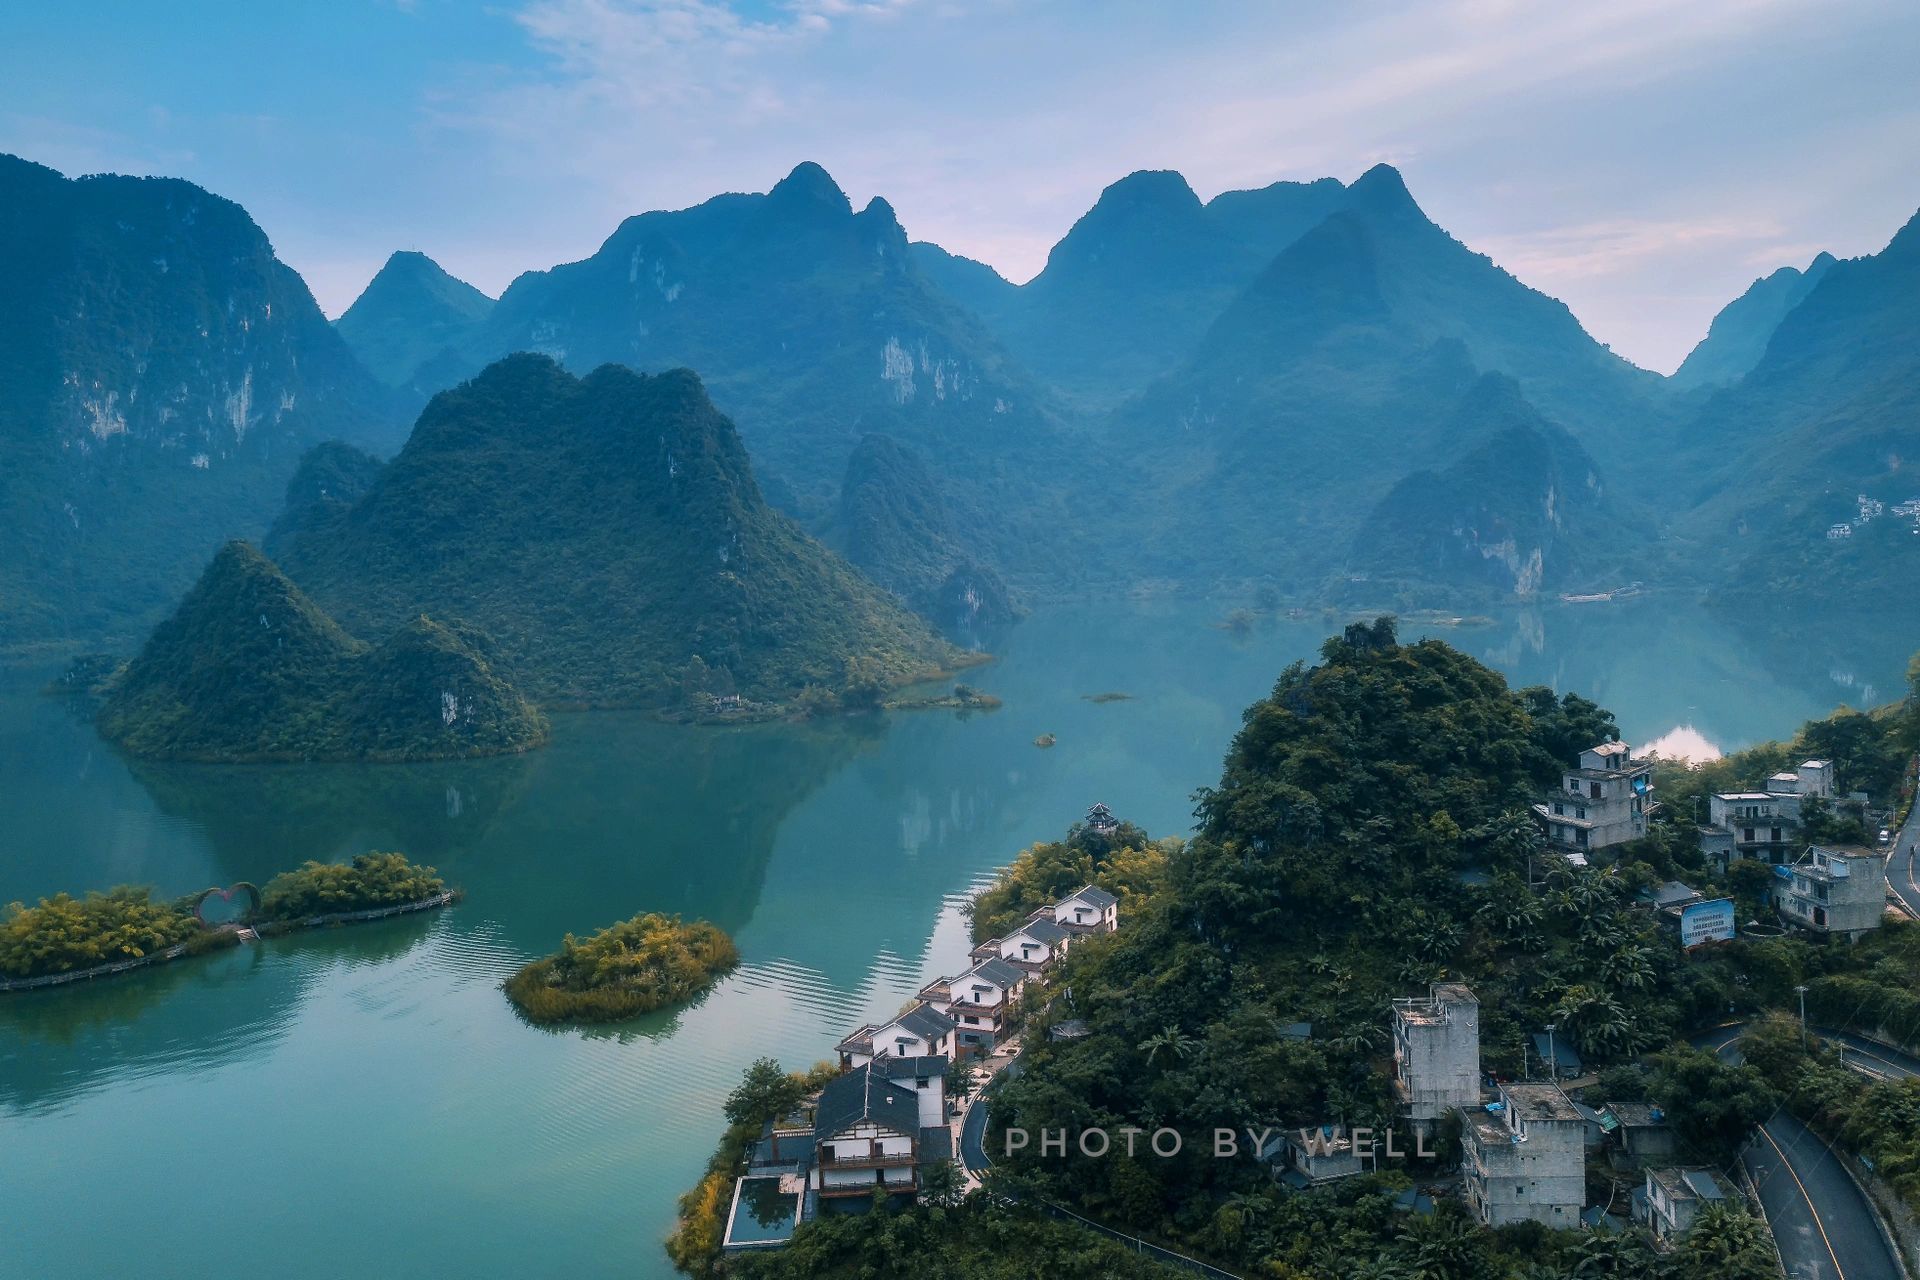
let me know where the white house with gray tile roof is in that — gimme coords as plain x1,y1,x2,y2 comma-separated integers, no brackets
973,917,1075,974
1051,885,1119,933
921,957,1025,1054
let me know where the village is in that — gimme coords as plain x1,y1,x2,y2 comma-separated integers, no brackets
719,739,1907,1260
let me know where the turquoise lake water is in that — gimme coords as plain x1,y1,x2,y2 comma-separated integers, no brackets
0,598,1907,1278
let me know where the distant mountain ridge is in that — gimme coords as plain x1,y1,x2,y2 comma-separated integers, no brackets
423,163,1068,541
914,170,1350,409
1346,375,1624,602
1671,253,1836,390
276,354,963,709
1678,211,1920,618
0,154,403,652
335,250,494,389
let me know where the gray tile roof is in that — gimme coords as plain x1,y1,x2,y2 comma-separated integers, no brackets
814,1065,920,1140
918,1125,954,1165
1063,884,1117,910
875,1054,948,1083
1013,918,1071,946
963,957,1024,988
892,1002,956,1040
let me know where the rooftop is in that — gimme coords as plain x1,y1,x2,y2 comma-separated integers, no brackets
1501,1083,1583,1124
1604,1102,1667,1128
890,1002,956,1040
814,1065,920,1140
1649,1166,1732,1203
874,1054,948,1083
1061,884,1118,910
1011,918,1072,946
960,956,1025,988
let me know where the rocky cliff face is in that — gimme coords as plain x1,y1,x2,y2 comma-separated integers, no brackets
0,154,400,651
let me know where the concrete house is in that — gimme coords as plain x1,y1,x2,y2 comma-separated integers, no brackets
1700,792,1799,864
1639,1167,1738,1242
810,1065,953,1210
1276,1126,1370,1186
1600,1102,1677,1164
1392,982,1482,1124
1775,844,1889,940
1534,742,1657,855
1051,885,1119,934
1460,1083,1587,1229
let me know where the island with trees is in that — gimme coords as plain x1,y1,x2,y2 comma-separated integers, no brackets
1,851,452,990
504,911,740,1025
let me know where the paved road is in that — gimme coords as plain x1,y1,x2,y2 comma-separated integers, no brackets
1887,793,1920,920
1697,1024,1904,1280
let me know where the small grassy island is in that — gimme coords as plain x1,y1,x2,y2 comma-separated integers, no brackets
1,851,450,989
505,912,740,1025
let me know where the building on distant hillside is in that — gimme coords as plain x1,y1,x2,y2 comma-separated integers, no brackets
1084,802,1120,836
810,1064,953,1210
1271,1125,1371,1187
1698,792,1799,865
1695,761,1835,866
1774,844,1889,940
1392,982,1481,1124
1460,1083,1587,1228
1638,1167,1738,1243
1534,742,1656,856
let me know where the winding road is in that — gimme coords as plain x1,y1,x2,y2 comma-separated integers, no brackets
1697,1023,1906,1280
1887,795,1920,921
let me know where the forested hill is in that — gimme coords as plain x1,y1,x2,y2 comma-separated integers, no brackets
0,154,401,653
97,540,546,762
274,354,963,709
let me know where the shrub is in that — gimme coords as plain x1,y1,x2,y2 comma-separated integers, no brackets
0,887,200,980
261,852,445,921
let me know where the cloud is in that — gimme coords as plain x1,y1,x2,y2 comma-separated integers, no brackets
402,0,1916,369
1474,216,1789,284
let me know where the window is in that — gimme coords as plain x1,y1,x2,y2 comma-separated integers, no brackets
1771,827,1782,842
1743,828,1755,843
1590,782,1603,800
1552,802,1564,816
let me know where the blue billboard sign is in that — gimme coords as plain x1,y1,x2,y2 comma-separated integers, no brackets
1680,897,1736,949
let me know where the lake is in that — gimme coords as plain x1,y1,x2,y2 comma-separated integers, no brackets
0,597,1907,1278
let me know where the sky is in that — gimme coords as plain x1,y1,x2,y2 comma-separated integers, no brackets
2,0,1916,374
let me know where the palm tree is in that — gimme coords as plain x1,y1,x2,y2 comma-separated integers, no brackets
1138,1024,1199,1065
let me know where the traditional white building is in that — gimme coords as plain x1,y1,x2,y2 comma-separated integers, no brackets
836,1001,957,1068
919,957,1025,1056
809,1064,952,1210
1051,885,1119,934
